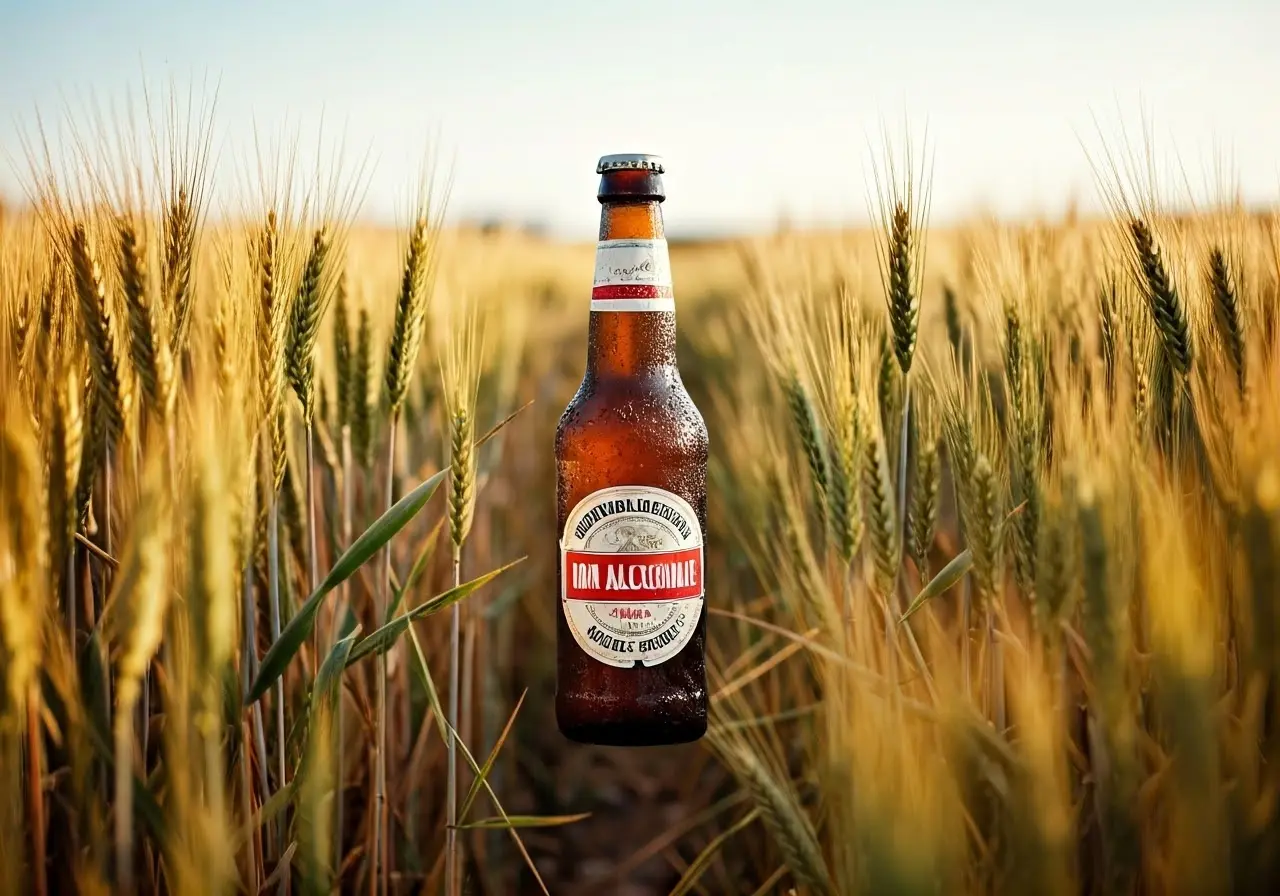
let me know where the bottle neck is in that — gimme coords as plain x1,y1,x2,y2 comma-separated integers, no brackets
588,197,677,378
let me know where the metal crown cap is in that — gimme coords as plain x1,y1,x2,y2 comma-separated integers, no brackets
596,153,664,174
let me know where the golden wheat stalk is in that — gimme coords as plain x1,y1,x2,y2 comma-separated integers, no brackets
374,168,446,895
1,383,49,896
438,293,483,896
249,204,293,868
45,368,84,641
104,455,171,895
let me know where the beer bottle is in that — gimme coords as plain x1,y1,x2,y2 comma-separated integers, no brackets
554,153,709,746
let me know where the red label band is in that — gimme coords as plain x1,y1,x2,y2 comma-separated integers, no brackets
590,284,675,300
564,548,702,601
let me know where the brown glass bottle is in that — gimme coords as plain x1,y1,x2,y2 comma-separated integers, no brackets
554,153,709,746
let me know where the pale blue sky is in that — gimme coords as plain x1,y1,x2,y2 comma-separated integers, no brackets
2,0,1278,239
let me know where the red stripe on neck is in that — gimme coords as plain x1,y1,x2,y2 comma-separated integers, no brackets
591,284,674,300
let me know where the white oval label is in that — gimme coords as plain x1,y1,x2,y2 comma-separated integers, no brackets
560,484,704,667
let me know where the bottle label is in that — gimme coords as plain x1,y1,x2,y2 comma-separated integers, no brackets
591,238,675,312
560,485,704,667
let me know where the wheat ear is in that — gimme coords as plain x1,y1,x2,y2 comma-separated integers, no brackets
907,387,941,580
287,225,333,426
728,743,832,896
861,400,900,599
1206,246,1245,397
69,223,129,450
351,308,374,472
164,187,196,357
118,215,175,424
1098,273,1119,405
1129,218,1193,377
782,372,830,533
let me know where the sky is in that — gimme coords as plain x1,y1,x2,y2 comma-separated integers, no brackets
1,0,1278,240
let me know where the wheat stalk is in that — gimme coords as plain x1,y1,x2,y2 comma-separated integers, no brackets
45,368,84,640
439,295,482,896
250,205,292,868
375,173,445,894
1,399,47,720
1,399,48,896
327,267,354,863
105,457,171,895
869,131,934,706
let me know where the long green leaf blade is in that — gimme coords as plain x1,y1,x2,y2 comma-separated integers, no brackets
899,548,972,625
313,626,360,715
453,814,591,830
246,468,446,704
345,557,524,667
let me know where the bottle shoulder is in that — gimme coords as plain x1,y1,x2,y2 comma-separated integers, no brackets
555,370,708,456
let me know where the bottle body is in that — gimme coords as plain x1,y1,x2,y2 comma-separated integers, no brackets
554,156,709,746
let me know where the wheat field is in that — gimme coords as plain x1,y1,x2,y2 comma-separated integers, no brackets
2,93,1280,896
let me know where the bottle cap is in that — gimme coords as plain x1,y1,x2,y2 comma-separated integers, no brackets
596,153,664,174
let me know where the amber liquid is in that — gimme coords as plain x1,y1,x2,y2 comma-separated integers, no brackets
553,169,709,746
